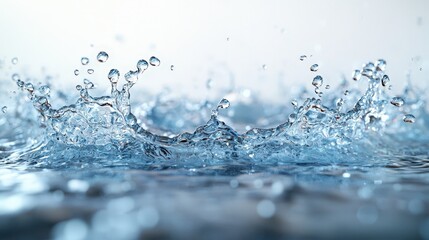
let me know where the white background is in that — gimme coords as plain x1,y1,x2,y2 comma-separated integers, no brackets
0,0,428,102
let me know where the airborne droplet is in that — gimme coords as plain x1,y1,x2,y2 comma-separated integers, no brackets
11,57,18,65
217,98,230,109
87,69,94,74
312,75,323,87
108,69,120,84
81,57,89,65
390,97,405,107
74,69,80,76
149,56,160,67
381,75,390,87
310,64,319,72
353,70,361,81
137,59,149,73
1,106,7,113
403,114,416,123
376,59,386,71
391,97,405,107
300,55,307,61
125,70,138,84
97,51,109,63
11,73,20,82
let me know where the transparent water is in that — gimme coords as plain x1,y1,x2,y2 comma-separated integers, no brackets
1,55,429,239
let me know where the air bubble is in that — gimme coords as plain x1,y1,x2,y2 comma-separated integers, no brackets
81,57,89,65
149,56,160,66
74,70,80,76
300,55,307,61
310,64,319,72
87,69,94,74
97,51,109,63
11,57,18,65
1,106,7,113
170,65,174,71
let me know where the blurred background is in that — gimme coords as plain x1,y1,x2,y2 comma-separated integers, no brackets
0,0,428,102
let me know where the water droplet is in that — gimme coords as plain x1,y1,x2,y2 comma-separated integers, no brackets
391,97,405,107
344,90,350,96
362,68,373,78
170,65,174,71
217,98,230,109
17,80,24,88
125,70,138,84
289,113,297,123
11,73,20,82
291,99,298,107
74,69,80,76
2,106,7,113
108,69,120,84
381,75,390,87
83,79,94,89
206,79,213,89
353,70,361,81
137,59,149,73
403,114,416,123
149,56,160,66
39,85,50,95
11,57,18,65
310,64,319,72
300,55,307,61
87,69,94,74
325,84,330,89
81,57,89,65
226,37,230,41
76,85,83,91
376,59,386,71
364,62,375,71
262,64,267,70
312,75,323,87
24,83,34,92
96,51,109,62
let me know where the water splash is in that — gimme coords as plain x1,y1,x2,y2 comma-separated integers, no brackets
1,54,429,239
2,55,426,168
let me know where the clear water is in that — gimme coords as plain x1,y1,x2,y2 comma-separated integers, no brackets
1,55,429,239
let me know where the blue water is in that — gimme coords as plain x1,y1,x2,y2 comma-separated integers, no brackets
1,55,429,239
